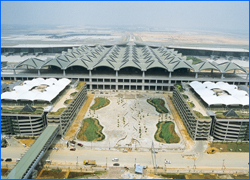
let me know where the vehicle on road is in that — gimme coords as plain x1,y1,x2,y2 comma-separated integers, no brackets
70,140,76,144
5,158,12,162
113,163,120,166
16,158,20,162
83,160,96,165
165,160,171,164
1,158,4,161
77,143,83,147
207,148,216,154
53,147,58,150
70,148,76,151
70,143,75,147
112,158,119,162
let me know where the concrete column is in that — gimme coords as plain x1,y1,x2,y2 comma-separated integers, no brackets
155,86,157,91
14,69,16,75
89,70,92,77
233,69,236,73
90,84,92,90
168,80,171,84
129,85,131,90
142,71,145,77
116,85,118,90
246,74,249,80
195,73,198,79
38,69,40,76
221,73,224,79
168,86,170,91
169,72,171,78
161,86,163,91
116,71,118,77
142,85,144,91
211,69,213,73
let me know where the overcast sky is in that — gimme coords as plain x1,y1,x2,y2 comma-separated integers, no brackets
1,1,249,33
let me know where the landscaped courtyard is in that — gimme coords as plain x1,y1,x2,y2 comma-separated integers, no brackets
76,92,184,151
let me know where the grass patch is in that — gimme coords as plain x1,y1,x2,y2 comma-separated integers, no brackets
147,98,169,113
215,112,249,119
182,94,188,99
187,101,195,108
77,118,105,141
40,170,66,179
155,121,180,143
193,110,211,119
90,97,110,110
210,142,249,152
70,92,78,97
76,81,85,90
68,171,106,179
187,56,203,64
64,99,72,105
174,84,184,92
159,173,186,179
48,108,65,115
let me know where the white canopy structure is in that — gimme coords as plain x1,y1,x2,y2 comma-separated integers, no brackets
190,81,249,107
1,78,71,102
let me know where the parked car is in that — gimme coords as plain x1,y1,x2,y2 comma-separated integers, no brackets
5,158,12,162
77,143,83,147
112,158,119,162
70,148,76,151
165,160,171,164
113,163,120,166
70,140,76,144
1,158,4,161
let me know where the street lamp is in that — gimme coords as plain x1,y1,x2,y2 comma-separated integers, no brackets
164,159,166,172
106,157,107,169
222,159,225,170
193,159,196,170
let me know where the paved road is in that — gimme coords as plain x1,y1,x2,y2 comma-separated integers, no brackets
1,140,249,172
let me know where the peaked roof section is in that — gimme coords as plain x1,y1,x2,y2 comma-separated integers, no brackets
217,62,248,73
223,109,239,117
15,58,45,69
193,61,221,72
20,104,36,113
13,44,248,74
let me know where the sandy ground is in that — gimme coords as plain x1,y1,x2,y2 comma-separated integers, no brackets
15,138,36,147
133,32,248,45
64,93,95,141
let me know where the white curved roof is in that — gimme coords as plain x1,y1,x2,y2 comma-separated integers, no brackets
190,81,249,106
1,78,71,102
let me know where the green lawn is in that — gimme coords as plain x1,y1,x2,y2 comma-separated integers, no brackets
175,84,184,92
76,81,85,90
210,142,249,152
147,98,169,113
90,97,110,110
187,101,195,108
64,99,72,105
77,118,105,141
187,56,203,64
155,121,180,143
1,107,44,114
182,94,188,99
70,92,78,97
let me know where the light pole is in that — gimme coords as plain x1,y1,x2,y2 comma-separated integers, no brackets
135,158,136,165
164,159,166,172
222,159,225,170
193,159,196,170
106,157,107,169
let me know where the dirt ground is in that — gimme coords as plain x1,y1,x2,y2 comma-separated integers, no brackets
64,93,95,141
133,32,248,45
164,94,194,150
16,138,36,147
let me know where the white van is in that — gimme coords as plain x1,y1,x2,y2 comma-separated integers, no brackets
45,160,52,163
112,158,119,162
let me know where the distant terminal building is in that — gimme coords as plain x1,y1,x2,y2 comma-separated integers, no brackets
1,78,87,136
1,43,249,92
